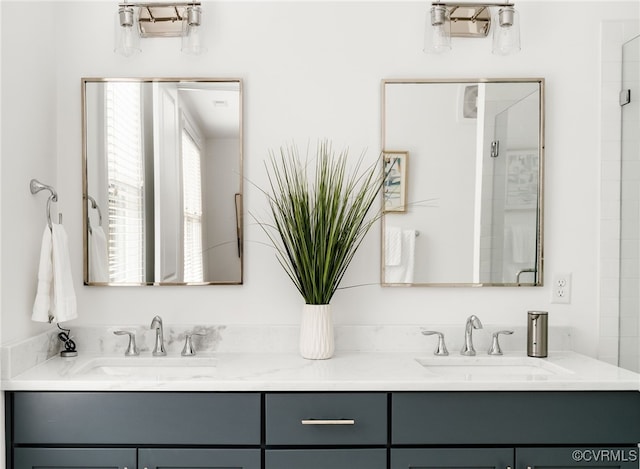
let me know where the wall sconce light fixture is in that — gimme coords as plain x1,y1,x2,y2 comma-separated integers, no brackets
424,2,520,55
424,5,452,53
181,4,206,55
114,1,207,57
114,3,141,57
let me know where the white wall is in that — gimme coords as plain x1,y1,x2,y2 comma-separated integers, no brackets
1,2,58,344
2,1,639,359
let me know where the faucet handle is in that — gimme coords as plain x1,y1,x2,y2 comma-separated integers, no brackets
114,330,139,356
488,330,514,355
421,330,449,356
181,332,207,356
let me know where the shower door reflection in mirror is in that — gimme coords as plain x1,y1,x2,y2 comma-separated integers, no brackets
82,78,243,285
382,79,544,286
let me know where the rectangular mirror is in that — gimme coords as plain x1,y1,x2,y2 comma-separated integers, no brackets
82,78,243,285
382,78,544,286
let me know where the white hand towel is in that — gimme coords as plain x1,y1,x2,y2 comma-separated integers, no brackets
89,226,109,283
385,229,416,283
51,223,77,322
32,227,54,323
385,226,402,266
32,224,77,323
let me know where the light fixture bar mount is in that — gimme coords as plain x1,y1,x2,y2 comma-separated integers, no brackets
118,2,202,37
424,1,520,54
429,2,515,38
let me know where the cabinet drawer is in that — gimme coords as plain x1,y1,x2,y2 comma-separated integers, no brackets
266,449,387,469
13,392,260,445
14,448,136,469
392,391,640,445
139,448,261,469
392,448,513,469
516,447,640,469
265,393,387,445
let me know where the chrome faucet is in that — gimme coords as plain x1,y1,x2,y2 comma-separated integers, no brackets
150,315,166,356
461,315,483,356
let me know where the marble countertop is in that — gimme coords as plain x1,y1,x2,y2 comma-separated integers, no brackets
2,351,639,392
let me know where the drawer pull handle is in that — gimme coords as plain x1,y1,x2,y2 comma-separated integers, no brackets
301,419,355,425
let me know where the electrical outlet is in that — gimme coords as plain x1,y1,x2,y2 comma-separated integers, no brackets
551,273,572,304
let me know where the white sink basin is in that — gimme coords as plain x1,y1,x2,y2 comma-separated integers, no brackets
72,356,218,379
415,356,572,378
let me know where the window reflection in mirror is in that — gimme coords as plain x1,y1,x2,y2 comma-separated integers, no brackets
82,78,243,286
381,79,544,287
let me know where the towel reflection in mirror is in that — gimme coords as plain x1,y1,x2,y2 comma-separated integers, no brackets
384,226,416,284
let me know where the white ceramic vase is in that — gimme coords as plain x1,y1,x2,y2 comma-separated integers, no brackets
299,304,335,360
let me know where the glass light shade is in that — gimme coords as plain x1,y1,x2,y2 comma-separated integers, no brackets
424,5,451,54
492,6,521,55
114,6,141,57
181,6,208,55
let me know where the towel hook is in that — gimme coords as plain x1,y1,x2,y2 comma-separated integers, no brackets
30,179,59,230
30,178,57,201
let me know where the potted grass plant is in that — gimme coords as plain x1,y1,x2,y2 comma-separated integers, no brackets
261,141,382,359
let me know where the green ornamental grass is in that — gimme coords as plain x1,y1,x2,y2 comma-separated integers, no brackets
262,141,382,305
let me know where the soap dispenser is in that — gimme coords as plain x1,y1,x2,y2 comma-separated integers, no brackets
527,311,548,358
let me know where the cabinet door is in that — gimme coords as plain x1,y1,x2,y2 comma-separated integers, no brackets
517,448,640,469
14,448,136,469
139,448,260,469
392,448,513,469
266,449,387,469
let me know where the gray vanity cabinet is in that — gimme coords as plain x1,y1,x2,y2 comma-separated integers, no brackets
14,448,136,469
6,390,640,469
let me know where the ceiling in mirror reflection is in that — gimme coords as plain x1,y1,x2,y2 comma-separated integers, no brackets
177,82,240,139
82,78,243,286
381,78,544,287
